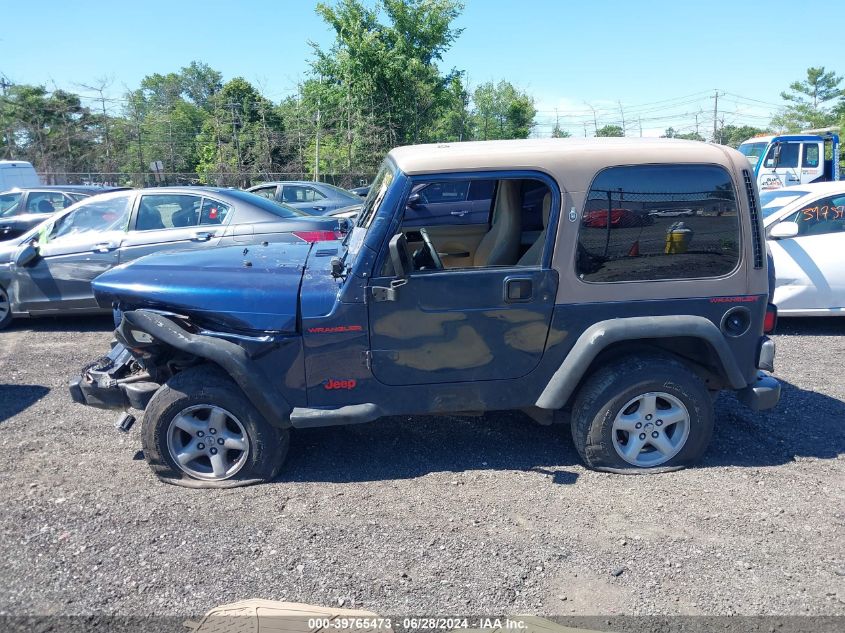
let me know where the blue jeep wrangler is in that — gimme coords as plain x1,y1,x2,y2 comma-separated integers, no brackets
70,139,780,487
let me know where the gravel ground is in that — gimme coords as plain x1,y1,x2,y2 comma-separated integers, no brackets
0,315,843,623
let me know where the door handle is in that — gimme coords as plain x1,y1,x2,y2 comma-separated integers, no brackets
312,206,326,212
450,210,468,217
504,277,533,303
93,242,118,253
192,231,214,241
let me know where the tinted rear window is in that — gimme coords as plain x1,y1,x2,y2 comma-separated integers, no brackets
226,190,306,218
577,165,740,282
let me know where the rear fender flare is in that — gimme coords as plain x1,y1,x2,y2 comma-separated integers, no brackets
121,310,292,428
535,315,747,410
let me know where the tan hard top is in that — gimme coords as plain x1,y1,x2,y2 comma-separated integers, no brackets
388,137,739,192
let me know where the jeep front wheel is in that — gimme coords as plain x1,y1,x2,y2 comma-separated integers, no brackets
571,355,714,473
141,366,289,487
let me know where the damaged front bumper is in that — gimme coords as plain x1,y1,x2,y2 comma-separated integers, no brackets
69,343,160,411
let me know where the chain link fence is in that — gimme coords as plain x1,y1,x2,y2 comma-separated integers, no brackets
37,172,375,189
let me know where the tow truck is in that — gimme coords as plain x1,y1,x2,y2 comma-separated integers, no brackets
738,129,840,191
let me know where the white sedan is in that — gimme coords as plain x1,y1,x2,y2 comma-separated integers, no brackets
762,182,845,316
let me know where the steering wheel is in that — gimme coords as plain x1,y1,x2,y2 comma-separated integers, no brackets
419,228,444,270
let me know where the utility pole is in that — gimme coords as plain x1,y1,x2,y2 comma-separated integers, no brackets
314,76,321,182
0,75,14,158
226,101,243,184
136,122,144,186
587,103,598,134
712,90,722,143
618,101,626,136
638,116,643,137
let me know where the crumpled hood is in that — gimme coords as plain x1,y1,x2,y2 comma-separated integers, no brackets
92,241,313,333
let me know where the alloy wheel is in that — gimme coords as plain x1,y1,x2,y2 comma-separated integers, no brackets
166,404,250,480
611,391,691,467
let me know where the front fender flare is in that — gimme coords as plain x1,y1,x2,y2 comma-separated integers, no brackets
535,315,747,410
121,310,293,428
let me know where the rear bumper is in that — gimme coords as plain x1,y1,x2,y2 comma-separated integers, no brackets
736,372,781,411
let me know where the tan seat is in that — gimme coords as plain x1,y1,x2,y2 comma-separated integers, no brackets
473,180,522,266
518,192,552,266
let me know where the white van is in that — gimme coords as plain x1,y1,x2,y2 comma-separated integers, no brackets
0,160,41,190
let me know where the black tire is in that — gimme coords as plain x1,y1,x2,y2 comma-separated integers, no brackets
0,285,12,330
571,354,714,474
141,365,289,488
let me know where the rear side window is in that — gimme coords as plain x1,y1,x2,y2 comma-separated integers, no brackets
576,165,740,282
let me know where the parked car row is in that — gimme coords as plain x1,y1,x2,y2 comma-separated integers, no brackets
3,172,844,330
0,186,346,329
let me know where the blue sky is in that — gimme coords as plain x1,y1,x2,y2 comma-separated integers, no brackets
2,0,843,137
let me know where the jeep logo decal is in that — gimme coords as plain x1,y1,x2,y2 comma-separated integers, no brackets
325,378,357,390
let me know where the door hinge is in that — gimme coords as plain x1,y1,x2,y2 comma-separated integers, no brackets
370,278,408,302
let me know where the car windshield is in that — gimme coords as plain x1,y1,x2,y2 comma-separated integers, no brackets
738,142,768,167
344,161,395,262
0,192,23,217
225,190,307,218
759,189,809,218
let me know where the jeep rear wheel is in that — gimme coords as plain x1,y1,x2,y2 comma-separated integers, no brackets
571,355,714,473
141,366,289,488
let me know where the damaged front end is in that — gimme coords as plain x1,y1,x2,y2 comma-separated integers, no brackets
70,308,296,433
69,311,199,421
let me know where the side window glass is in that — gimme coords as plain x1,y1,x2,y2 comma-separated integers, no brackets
48,195,132,243
200,198,232,225
777,143,800,168
281,185,322,203
26,192,70,214
576,165,740,282
788,195,845,236
419,181,469,204
136,194,202,231
0,192,23,216
252,186,277,200
802,144,820,168
394,176,551,273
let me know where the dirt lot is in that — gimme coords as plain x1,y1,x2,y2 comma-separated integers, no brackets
0,315,843,623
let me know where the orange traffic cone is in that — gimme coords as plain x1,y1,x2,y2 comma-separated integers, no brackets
628,240,640,257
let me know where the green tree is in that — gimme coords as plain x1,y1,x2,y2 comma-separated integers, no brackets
551,121,571,138
470,80,536,140
771,66,843,131
662,127,704,141
0,84,97,177
595,124,624,137
717,124,769,148
196,77,286,185
304,0,466,180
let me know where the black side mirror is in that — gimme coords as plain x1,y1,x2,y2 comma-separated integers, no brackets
14,241,39,267
406,192,421,208
772,143,782,167
388,233,411,279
